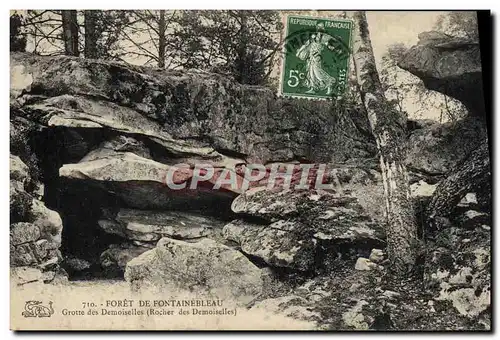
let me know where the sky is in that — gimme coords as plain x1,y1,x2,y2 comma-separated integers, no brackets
366,11,456,121
280,10,448,67
366,11,447,67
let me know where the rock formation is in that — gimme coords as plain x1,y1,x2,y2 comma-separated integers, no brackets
125,237,265,303
9,43,490,329
10,154,64,285
398,31,485,119
224,188,386,272
10,52,381,278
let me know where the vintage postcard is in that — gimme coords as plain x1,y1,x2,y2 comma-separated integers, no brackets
9,10,491,331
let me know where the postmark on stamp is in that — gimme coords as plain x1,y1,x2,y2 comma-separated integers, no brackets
280,15,353,100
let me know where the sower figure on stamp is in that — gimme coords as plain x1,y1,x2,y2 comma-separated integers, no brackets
296,22,337,95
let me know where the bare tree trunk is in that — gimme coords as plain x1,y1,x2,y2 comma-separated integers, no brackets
426,140,490,223
158,10,166,68
61,10,79,56
350,11,420,275
235,11,249,84
84,10,98,59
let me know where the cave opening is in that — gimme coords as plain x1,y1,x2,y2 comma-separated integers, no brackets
31,126,239,281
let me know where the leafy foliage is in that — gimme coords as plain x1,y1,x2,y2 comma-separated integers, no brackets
434,12,479,41
17,10,283,86
83,10,133,60
172,10,283,85
10,13,26,52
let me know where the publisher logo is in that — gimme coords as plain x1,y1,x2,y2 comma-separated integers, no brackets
22,300,54,318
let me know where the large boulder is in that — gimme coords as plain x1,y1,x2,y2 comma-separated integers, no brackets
125,237,264,302
59,151,239,211
80,135,152,162
223,220,317,271
10,199,63,269
10,52,376,164
406,118,487,178
231,188,385,236
98,208,225,243
225,189,385,272
100,243,151,274
23,94,242,167
59,141,382,213
398,32,484,118
10,155,64,283
10,155,30,184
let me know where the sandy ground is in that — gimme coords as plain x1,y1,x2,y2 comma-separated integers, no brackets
10,278,316,331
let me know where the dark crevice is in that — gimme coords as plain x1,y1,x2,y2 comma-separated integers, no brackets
232,213,272,226
29,125,242,281
237,247,315,283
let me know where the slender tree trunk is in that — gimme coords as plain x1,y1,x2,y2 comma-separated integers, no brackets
235,12,249,84
10,13,26,52
61,10,79,56
158,10,166,68
350,11,420,275
84,10,98,59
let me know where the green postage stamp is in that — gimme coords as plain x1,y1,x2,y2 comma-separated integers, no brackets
280,15,353,99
